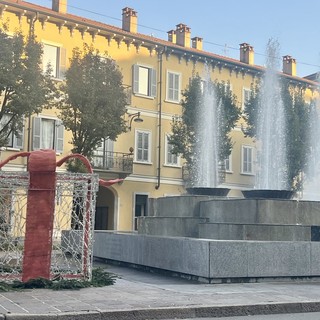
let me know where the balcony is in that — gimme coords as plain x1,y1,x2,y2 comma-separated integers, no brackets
91,151,133,178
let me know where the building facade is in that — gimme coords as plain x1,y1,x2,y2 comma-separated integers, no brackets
0,0,318,231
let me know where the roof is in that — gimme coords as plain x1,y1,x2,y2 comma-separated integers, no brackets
1,0,318,88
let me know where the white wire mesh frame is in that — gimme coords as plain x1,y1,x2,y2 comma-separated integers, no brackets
0,171,99,282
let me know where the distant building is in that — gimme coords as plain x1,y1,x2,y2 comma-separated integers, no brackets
0,0,318,231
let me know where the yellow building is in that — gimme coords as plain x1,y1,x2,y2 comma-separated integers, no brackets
0,0,318,232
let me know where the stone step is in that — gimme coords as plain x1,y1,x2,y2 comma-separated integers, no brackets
138,216,207,237
199,198,320,225
198,222,315,241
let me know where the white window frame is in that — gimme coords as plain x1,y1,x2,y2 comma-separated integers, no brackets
32,116,64,153
165,134,180,167
166,71,181,103
241,145,254,175
225,153,232,173
132,64,157,98
42,42,66,80
134,129,152,164
242,88,251,111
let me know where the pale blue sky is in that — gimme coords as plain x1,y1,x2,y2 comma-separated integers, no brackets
28,0,320,77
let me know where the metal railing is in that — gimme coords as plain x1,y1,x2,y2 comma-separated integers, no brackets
91,151,133,174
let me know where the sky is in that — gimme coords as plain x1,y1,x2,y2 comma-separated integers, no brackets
27,0,320,78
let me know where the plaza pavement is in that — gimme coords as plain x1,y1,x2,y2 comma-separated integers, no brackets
1,261,320,319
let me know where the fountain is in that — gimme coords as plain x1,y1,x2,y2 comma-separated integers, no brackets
301,71,320,200
93,41,320,283
242,39,294,199
187,66,230,196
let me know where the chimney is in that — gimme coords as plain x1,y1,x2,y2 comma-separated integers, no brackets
239,43,254,65
52,0,67,14
282,55,296,76
167,30,176,44
192,37,203,50
176,23,191,48
122,7,137,33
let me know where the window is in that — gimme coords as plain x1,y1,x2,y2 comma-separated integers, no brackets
32,117,64,153
135,130,151,163
243,88,251,110
222,81,232,93
132,64,156,97
134,194,148,230
0,114,24,149
242,145,254,174
167,71,181,102
92,138,114,169
165,135,179,166
225,153,232,172
42,43,66,79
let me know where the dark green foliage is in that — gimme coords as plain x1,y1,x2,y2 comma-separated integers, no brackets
91,267,117,287
50,278,90,290
0,282,12,292
0,265,21,273
169,74,241,168
0,25,55,147
11,277,52,289
215,80,242,161
0,267,117,291
241,82,260,139
58,45,127,171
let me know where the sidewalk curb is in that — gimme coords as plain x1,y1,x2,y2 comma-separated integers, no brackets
4,302,320,320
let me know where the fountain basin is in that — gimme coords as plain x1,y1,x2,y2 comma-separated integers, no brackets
186,187,230,197
242,189,295,200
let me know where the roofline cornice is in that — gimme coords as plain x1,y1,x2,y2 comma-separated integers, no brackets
1,0,319,90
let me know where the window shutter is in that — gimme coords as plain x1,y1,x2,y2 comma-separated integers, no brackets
168,73,174,100
150,68,157,97
143,132,149,161
32,117,41,150
58,47,67,80
132,64,139,94
137,131,143,161
13,126,24,149
174,74,179,101
55,122,64,153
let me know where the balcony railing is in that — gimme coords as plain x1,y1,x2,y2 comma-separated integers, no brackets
91,151,133,174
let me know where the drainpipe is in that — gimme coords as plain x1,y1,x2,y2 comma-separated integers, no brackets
155,48,163,190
